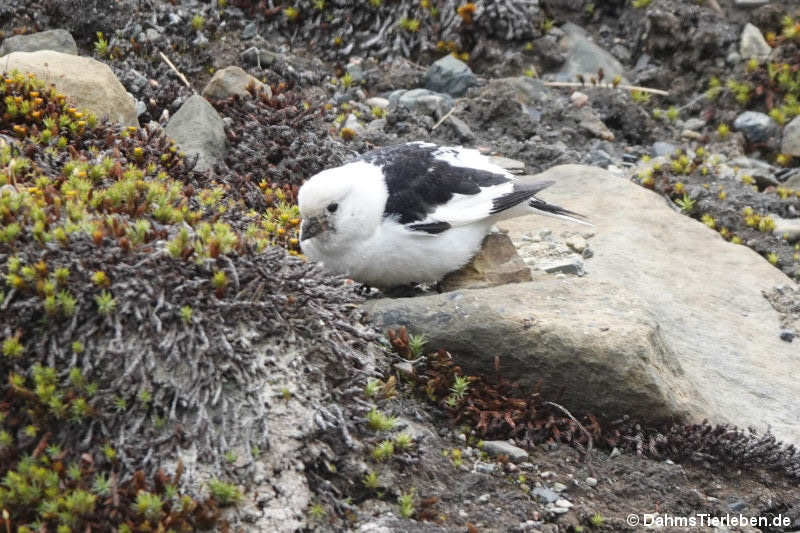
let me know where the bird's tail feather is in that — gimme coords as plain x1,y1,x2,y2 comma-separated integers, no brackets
528,198,593,226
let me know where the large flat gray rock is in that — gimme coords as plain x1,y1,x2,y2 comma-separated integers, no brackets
366,165,800,444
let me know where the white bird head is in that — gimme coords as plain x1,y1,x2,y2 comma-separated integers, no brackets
298,161,387,255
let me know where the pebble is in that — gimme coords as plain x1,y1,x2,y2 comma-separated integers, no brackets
779,330,795,343
538,257,585,276
683,118,706,131
474,461,497,474
554,498,573,509
585,476,598,487
365,97,390,109
478,493,491,503
545,504,570,515
480,440,529,462
652,141,676,157
552,482,567,492
740,22,771,60
782,116,800,157
570,91,589,108
393,361,414,377
728,500,747,512
565,237,587,254
733,111,778,143
532,487,559,504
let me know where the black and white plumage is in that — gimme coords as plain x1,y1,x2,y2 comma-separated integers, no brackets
298,142,588,288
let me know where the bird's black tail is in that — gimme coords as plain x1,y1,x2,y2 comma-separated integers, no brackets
528,197,592,226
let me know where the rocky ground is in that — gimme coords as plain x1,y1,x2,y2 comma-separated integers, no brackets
1,0,800,532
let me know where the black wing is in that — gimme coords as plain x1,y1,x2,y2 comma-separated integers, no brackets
360,143,511,230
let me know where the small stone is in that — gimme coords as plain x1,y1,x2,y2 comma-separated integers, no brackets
532,487,559,504
570,91,589,108
393,361,414,377
740,23,771,60
554,498,573,509
565,237,587,254
552,482,567,492
365,97,390,109
546,504,570,515
192,32,209,48
683,118,706,131
782,116,800,157
144,28,161,42
728,500,747,512
456,432,467,443
440,232,532,291
585,477,598,487
202,66,271,100
474,461,497,474
390,88,455,117
780,330,795,343
423,54,478,97
478,493,491,503
480,440,529,462
772,215,800,243
540,470,554,479
242,22,259,40
652,141,676,157
165,94,228,172
447,115,475,142
539,257,585,276
733,111,779,143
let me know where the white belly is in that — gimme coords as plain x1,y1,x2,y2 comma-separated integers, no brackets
305,220,491,287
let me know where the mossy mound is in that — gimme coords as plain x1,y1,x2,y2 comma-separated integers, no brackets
210,82,369,207
0,70,378,530
231,0,545,62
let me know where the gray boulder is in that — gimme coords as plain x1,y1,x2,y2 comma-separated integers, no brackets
0,29,77,55
365,165,800,444
423,54,479,97
554,23,627,83
165,95,228,173
733,111,779,143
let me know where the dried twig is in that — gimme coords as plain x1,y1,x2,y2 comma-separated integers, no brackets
159,51,194,92
432,104,462,131
544,401,596,475
543,81,669,96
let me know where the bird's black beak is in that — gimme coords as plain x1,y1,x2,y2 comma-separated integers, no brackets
300,216,327,241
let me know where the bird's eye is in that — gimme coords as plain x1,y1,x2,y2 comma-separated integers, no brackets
326,202,338,213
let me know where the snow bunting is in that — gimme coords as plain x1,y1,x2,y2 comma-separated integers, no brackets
298,142,587,288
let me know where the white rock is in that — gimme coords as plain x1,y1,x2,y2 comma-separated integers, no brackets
781,116,800,156
740,23,771,60
365,97,390,109
570,91,589,108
